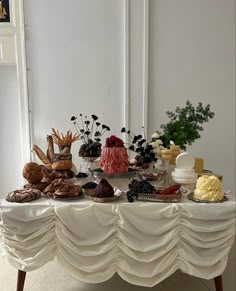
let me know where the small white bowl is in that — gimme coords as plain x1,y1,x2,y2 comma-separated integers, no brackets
172,171,198,179
171,175,197,185
174,168,195,175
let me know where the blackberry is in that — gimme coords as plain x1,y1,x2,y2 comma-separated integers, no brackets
82,182,97,189
126,179,155,202
76,172,88,178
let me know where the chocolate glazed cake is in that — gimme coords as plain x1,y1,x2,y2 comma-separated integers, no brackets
95,179,114,198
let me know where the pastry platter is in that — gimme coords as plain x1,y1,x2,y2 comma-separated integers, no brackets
46,194,83,200
89,168,137,179
84,188,123,203
45,190,83,200
187,192,229,203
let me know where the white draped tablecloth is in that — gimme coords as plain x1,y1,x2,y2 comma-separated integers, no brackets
0,194,235,287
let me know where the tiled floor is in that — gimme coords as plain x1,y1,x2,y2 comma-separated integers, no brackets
0,257,216,291
0,245,235,291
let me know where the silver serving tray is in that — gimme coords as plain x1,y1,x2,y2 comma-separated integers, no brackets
136,193,182,203
187,192,228,203
90,168,137,179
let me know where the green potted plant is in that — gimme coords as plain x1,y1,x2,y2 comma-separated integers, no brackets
160,101,215,150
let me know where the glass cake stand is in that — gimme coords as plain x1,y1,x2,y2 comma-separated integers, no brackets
78,156,100,174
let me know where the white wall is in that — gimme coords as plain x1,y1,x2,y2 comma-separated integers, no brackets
0,66,23,196
148,0,235,194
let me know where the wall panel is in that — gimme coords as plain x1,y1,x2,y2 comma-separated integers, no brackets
24,0,126,164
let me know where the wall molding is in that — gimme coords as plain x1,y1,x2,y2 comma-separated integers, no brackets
142,0,149,135
15,0,150,164
123,0,130,144
15,0,31,165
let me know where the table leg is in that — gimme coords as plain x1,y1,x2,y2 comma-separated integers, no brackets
16,270,26,291
214,275,223,291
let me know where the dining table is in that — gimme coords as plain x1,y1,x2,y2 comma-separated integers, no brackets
0,177,235,291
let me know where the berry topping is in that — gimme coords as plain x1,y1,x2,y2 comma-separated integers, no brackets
105,135,124,147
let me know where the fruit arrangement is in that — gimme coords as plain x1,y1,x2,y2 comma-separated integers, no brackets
121,127,157,167
127,179,155,202
71,114,110,158
79,141,102,157
126,179,181,203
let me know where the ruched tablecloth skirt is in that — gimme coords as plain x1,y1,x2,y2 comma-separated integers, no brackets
0,196,235,287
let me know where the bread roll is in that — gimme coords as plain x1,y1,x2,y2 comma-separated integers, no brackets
22,162,43,184
51,160,72,170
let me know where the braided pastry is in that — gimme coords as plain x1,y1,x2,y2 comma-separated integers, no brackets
6,189,41,203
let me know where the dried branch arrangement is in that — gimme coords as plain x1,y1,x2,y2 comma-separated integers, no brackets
51,128,80,145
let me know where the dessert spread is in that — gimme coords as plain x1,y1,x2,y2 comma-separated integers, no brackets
100,135,129,173
94,179,114,198
193,175,224,202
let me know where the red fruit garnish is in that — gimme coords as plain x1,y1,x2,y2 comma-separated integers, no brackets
157,184,181,195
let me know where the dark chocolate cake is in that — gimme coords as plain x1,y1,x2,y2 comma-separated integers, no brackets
95,179,114,198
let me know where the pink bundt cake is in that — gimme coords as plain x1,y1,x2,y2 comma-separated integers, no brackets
100,135,129,174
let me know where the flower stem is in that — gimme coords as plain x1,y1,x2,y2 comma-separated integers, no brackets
74,122,86,143
91,120,95,141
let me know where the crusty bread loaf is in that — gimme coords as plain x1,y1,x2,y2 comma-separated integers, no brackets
46,135,54,163
51,160,72,170
32,144,51,166
22,162,43,184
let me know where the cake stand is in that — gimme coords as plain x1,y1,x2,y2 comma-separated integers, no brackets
79,156,100,174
